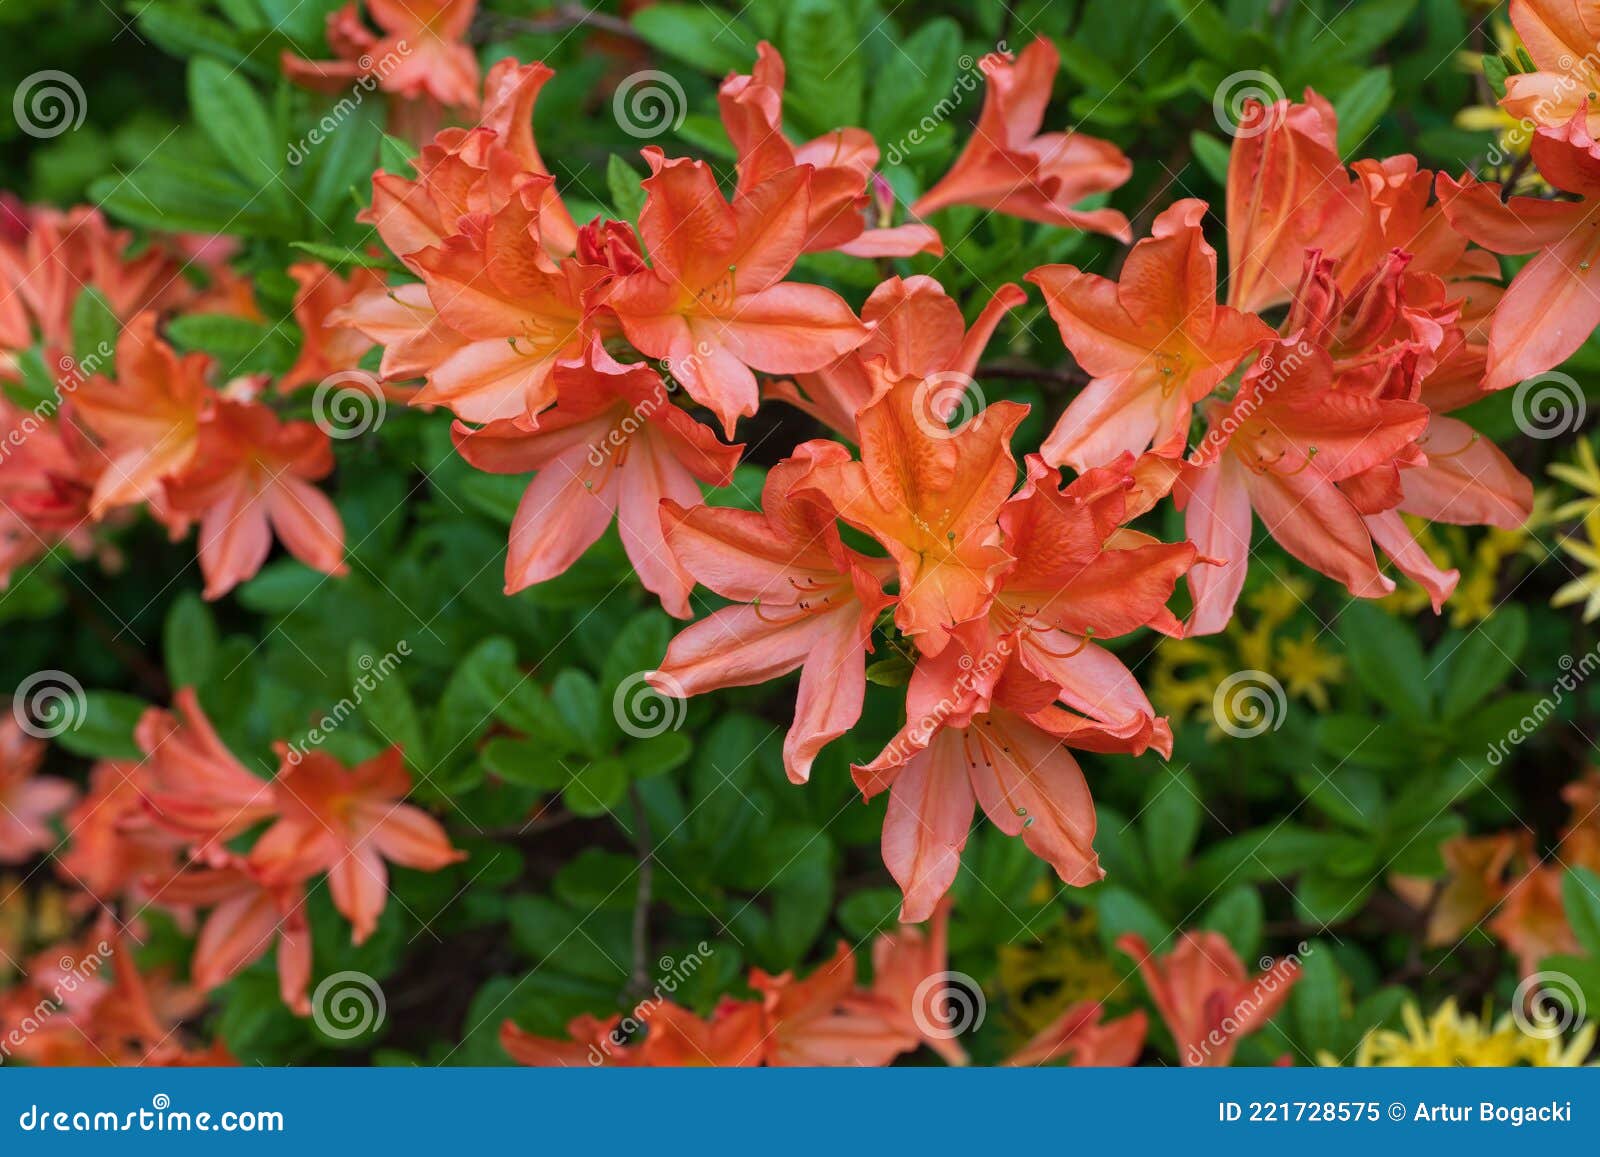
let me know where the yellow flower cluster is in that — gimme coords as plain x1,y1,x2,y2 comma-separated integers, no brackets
1328,1000,1596,1067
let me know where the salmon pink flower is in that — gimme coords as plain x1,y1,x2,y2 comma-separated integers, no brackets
451,342,742,616
605,151,872,435
279,261,386,393
1500,0,1600,136
501,1014,632,1066
649,444,894,782
1225,93,1364,314
1028,198,1273,471
282,1,480,133
1179,342,1439,634
719,43,941,257
249,746,463,945
73,312,213,519
0,716,75,863
749,941,913,1066
57,760,184,903
637,998,767,1066
1489,861,1577,977
768,275,1025,440
148,857,312,1015
477,59,579,256
1438,109,1600,390
850,898,969,1062
1004,1001,1147,1066
913,38,1131,239
135,687,275,850
1117,930,1299,1066
164,400,347,600
800,376,1027,654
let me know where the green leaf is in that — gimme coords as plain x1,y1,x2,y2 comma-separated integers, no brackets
481,737,569,791
1341,601,1431,723
164,593,219,689
1142,766,1202,880
605,154,647,224
52,691,146,760
563,756,629,817
632,4,757,74
549,670,605,756
1190,131,1231,184
1097,886,1170,949
1334,68,1393,157
780,0,863,138
624,731,692,780
1437,604,1527,719
1564,867,1600,957
1203,885,1264,961
70,288,119,371
1166,0,1235,59
350,639,424,768
1295,869,1374,925
1288,942,1342,1053
189,57,286,205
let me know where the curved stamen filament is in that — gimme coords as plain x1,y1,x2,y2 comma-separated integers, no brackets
1421,430,1480,459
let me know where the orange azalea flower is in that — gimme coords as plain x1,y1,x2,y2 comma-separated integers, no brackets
650,443,894,782
1392,833,1518,947
749,940,913,1066
719,42,941,257
801,376,1026,654
768,275,1025,440
1489,861,1578,977
135,687,275,851
1438,109,1600,391
73,312,213,519
57,760,184,904
279,261,386,393
249,746,463,945
636,998,767,1066
164,400,347,600
282,0,480,135
847,899,971,1063
605,151,872,436
501,1014,633,1066
405,183,606,423
1117,931,1299,1067
0,717,75,863
913,38,1131,239
1004,1001,1147,1066
1500,0,1600,137
452,342,742,616
148,856,312,1015
1179,342,1440,635
1225,93,1364,314
477,59,579,256
1028,198,1273,471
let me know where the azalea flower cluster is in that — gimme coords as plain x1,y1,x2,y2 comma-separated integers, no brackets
502,901,1147,1067
0,690,459,1059
333,35,1542,930
0,207,348,600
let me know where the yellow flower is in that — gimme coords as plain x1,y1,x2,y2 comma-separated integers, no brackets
1328,999,1596,1067
1550,438,1600,524
1275,629,1344,712
1553,510,1600,622
996,910,1121,1039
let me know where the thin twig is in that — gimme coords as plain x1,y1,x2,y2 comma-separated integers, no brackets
626,782,654,999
